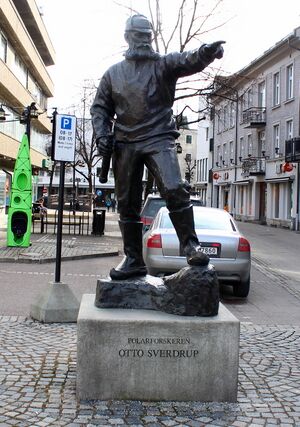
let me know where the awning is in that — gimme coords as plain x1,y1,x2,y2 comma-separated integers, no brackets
215,181,232,186
265,177,294,183
233,179,253,185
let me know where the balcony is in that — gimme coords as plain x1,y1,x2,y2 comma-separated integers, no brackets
285,137,300,162
241,157,266,176
242,107,266,128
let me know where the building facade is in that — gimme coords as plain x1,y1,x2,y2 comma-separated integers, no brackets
176,128,198,190
0,0,54,208
210,27,300,230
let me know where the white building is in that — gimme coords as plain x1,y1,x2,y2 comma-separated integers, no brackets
210,26,300,229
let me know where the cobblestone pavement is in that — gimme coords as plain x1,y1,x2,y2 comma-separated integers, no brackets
0,317,299,427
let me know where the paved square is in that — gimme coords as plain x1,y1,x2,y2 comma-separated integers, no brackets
0,317,299,426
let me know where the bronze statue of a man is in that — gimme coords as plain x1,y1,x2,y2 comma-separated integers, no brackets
91,14,224,280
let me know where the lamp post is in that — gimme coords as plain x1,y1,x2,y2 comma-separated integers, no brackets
20,102,39,147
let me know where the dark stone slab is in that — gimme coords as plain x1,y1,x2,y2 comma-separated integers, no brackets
95,263,219,316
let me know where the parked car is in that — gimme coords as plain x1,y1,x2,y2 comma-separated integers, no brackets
141,194,204,232
143,206,251,297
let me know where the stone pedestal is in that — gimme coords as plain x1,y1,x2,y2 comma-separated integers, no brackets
77,294,240,402
30,282,79,323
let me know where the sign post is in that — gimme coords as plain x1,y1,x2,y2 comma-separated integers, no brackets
52,112,77,283
30,111,79,323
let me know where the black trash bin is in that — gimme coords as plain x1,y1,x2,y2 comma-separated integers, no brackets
92,208,105,235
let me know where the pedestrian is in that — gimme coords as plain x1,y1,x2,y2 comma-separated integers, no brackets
111,198,116,212
91,14,224,280
105,198,112,212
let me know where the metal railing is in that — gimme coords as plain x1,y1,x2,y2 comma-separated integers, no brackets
241,157,266,176
242,107,266,125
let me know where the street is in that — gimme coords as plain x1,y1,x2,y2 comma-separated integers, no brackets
0,219,300,325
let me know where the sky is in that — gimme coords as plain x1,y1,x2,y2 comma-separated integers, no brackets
37,0,300,114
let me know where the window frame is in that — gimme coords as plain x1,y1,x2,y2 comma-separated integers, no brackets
286,63,294,101
273,71,280,106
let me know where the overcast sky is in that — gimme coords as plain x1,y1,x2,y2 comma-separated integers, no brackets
37,0,300,113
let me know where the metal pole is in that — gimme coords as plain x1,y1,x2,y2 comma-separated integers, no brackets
25,106,31,147
55,161,65,283
51,109,64,284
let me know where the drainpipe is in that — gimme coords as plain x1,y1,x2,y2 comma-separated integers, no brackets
233,91,239,218
288,38,300,230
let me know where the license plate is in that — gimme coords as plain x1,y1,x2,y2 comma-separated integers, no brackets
200,244,220,257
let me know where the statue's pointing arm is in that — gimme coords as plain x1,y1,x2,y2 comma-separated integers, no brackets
165,40,225,78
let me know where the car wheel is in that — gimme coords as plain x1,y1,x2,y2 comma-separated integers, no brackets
233,276,250,298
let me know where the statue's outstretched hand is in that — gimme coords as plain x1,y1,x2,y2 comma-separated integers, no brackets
96,136,113,157
203,40,225,60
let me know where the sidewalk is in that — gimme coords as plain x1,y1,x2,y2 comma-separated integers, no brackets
0,211,122,263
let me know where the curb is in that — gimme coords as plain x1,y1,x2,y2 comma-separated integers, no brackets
0,249,120,264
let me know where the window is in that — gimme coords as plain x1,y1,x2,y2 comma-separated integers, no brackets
240,137,244,159
0,31,7,62
286,64,294,100
216,145,221,164
229,101,235,128
286,119,293,140
205,127,209,141
247,134,252,156
222,143,227,164
229,141,234,162
273,72,280,106
186,134,192,144
246,88,253,109
239,94,245,122
258,81,266,108
223,105,228,129
217,110,222,133
13,54,28,87
258,130,265,156
273,124,280,154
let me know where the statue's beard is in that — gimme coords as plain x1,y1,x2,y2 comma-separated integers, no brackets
125,44,159,60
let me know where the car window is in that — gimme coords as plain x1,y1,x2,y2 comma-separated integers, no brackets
160,210,236,231
142,199,166,216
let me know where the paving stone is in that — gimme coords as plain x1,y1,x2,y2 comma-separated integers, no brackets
0,320,299,426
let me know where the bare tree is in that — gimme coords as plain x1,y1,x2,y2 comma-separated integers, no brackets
68,83,100,195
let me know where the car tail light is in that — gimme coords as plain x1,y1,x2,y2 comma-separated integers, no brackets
238,237,251,252
141,216,152,226
147,233,162,248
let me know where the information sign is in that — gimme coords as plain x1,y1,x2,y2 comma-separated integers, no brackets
53,114,77,162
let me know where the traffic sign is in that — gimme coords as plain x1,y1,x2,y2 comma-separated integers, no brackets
53,114,77,162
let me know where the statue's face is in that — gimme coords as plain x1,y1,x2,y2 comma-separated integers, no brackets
125,29,158,60
125,30,152,49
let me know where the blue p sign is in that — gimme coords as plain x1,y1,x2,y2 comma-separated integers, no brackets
61,116,72,130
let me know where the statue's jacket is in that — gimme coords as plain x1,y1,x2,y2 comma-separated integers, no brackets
91,47,214,143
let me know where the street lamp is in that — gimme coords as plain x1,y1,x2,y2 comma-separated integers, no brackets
19,102,39,146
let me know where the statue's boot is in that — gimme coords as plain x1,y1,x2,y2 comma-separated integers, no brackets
110,221,147,280
169,206,209,266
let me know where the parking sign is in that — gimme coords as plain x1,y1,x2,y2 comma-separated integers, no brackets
53,114,77,161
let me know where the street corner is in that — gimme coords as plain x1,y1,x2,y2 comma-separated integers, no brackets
0,233,120,263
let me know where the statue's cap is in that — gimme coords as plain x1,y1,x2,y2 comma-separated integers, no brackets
125,14,152,34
